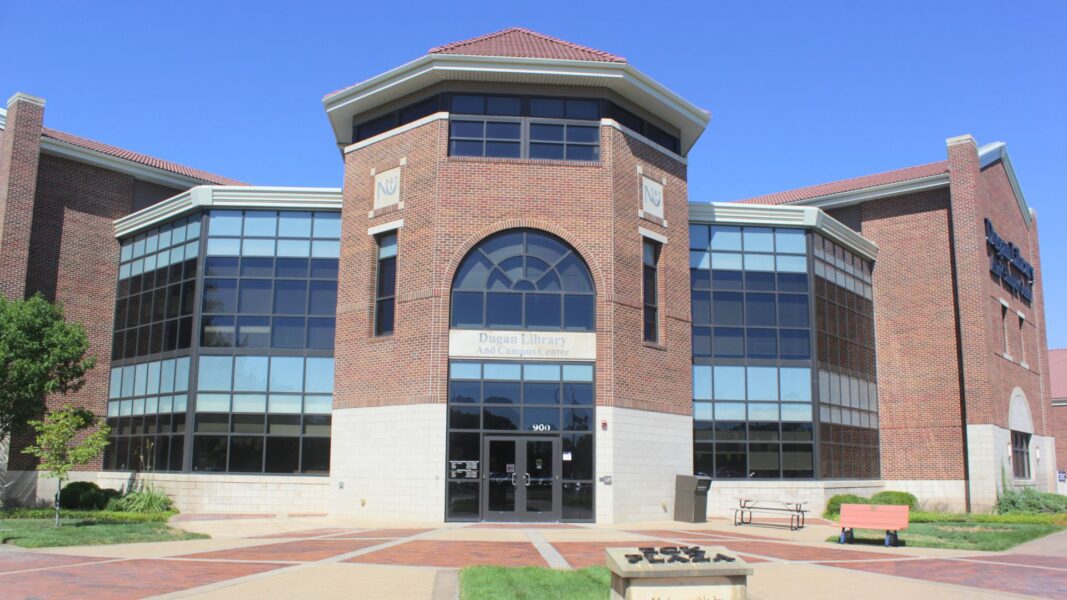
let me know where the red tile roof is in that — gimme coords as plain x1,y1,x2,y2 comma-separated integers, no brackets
428,27,626,63
735,160,949,206
42,128,245,186
1052,348,1067,401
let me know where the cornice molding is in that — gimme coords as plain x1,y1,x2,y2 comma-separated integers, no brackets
114,186,342,238
323,54,709,154
688,202,878,261
979,141,1031,228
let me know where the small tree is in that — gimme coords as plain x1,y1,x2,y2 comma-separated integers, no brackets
22,406,110,526
0,294,95,438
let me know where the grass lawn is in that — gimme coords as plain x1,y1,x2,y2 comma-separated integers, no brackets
461,566,610,600
0,518,207,548
827,521,1062,551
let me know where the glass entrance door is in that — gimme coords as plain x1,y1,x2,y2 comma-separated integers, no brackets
482,436,560,521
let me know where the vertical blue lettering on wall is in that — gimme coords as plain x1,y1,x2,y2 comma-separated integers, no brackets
984,219,1034,303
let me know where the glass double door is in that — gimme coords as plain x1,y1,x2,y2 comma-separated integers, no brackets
483,436,560,522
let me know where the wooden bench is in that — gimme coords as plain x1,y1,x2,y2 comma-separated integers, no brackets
838,504,910,547
734,498,808,531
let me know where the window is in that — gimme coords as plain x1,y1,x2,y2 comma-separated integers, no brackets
643,240,660,342
1012,431,1031,479
350,94,681,155
103,357,190,471
202,210,339,349
448,95,601,162
451,229,594,331
375,233,397,336
191,355,333,474
1001,304,1011,357
113,216,200,360
353,95,442,142
1018,315,1026,365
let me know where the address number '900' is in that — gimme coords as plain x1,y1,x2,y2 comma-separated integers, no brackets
530,424,553,432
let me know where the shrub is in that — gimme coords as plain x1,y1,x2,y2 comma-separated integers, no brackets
996,487,1067,515
108,484,174,514
824,494,867,518
870,490,918,510
58,481,102,509
57,482,123,510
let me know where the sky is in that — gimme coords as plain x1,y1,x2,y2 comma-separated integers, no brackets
2,1,1065,346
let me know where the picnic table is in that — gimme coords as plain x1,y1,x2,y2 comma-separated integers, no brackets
734,497,808,530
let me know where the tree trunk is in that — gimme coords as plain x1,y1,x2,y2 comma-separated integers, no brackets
54,479,61,527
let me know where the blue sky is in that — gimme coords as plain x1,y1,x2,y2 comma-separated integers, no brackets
3,1,1065,347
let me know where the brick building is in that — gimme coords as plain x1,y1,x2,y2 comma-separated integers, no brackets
0,28,1056,519
1052,348,1067,489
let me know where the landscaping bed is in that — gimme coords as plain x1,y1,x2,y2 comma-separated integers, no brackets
461,566,610,600
824,489,1067,551
825,520,1061,551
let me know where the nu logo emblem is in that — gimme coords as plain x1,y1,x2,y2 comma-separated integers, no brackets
374,167,402,209
377,176,398,197
643,181,662,207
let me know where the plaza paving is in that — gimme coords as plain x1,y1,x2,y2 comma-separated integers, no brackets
1,514,1066,599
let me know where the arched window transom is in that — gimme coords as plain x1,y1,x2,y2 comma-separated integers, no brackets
451,229,595,331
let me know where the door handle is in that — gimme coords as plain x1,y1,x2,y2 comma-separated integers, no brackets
524,473,531,486
511,473,518,487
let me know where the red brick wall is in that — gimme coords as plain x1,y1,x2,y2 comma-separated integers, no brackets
6,151,181,471
841,188,968,481
334,117,692,418
828,139,1055,483
0,97,45,300
973,162,1051,437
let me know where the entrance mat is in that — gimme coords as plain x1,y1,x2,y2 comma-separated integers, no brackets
346,540,547,568
822,558,1067,598
0,558,282,600
178,539,382,562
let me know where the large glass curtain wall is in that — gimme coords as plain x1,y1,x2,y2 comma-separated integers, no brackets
105,209,339,475
813,234,880,479
689,225,815,479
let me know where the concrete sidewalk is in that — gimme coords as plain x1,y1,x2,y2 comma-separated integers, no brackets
0,515,1063,599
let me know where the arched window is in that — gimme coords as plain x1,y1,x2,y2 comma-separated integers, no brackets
451,229,595,331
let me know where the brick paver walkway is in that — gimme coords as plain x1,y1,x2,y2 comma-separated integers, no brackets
1,522,1065,598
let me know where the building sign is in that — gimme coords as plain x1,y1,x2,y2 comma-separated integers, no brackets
985,219,1034,302
641,176,664,220
374,167,401,209
449,330,596,361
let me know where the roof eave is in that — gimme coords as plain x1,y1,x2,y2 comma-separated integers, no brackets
978,141,1032,228
688,201,879,261
113,185,343,238
40,136,236,189
791,172,951,210
323,54,710,154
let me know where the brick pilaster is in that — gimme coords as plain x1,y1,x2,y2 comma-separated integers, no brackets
0,93,45,300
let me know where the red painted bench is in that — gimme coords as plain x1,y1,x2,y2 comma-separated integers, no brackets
838,504,910,547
